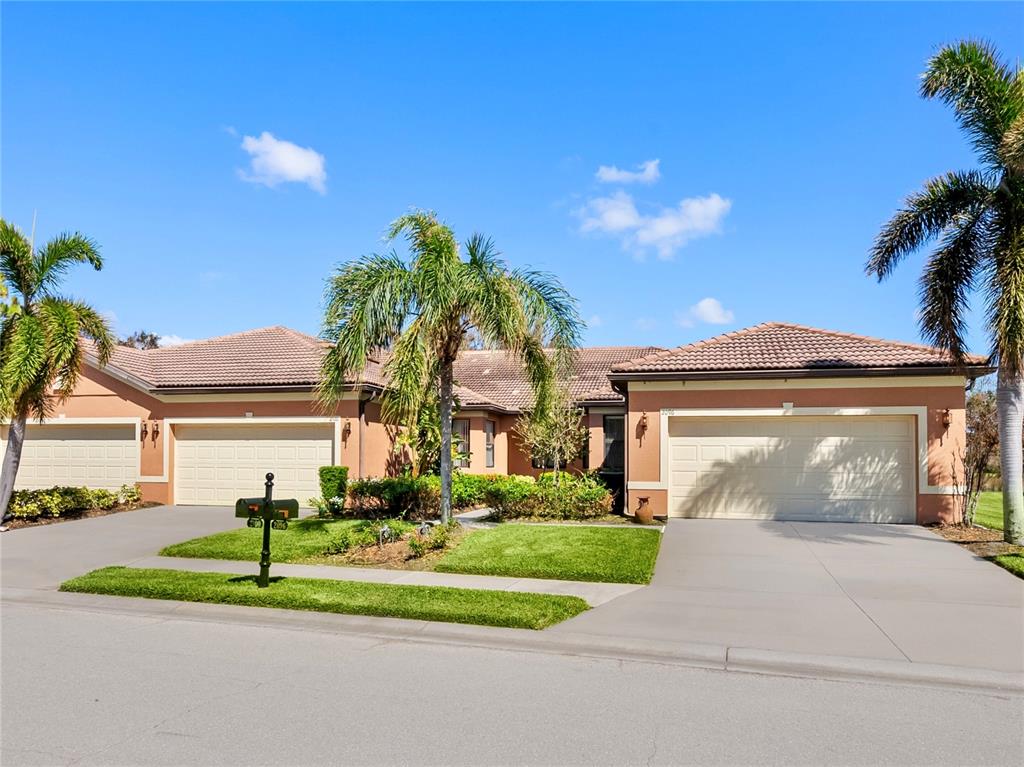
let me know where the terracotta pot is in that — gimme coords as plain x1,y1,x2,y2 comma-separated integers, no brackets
634,500,654,525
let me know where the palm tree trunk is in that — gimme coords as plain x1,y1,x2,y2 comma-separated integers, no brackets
997,367,1024,544
438,362,454,525
0,410,28,524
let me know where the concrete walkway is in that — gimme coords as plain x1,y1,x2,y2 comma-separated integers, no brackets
554,519,1024,672
129,555,641,606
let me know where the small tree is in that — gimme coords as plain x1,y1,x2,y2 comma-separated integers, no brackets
119,330,160,350
953,391,1001,526
515,382,588,487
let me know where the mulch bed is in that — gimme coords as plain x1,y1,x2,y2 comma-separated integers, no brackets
930,524,1024,558
319,528,468,571
2,502,160,531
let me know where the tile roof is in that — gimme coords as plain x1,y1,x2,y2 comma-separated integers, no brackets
611,322,988,375
100,326,328,389
453,347,664,410
90,326,657,410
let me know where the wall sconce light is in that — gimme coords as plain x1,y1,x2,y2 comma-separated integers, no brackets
639,412,649,432
140,422,148,441
151,421,160,441
941,409,952,429
342,419,352,440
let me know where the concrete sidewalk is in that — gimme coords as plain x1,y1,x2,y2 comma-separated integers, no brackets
128,555,642,606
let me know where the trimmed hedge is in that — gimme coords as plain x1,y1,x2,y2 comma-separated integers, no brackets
345,472,612,521
484,473,613,520
8,484,143,520
318,466,349,504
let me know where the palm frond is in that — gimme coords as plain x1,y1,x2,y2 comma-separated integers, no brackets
508,266,582,373
317,253,414,409
1000,111,1024,172
70,300,114,365
922,40,1023,169
0,219,34,300
0,314,47,418
36,233,102,296
917,209,991,364
986,201,1024,376
380,318,430,425
867,170,994,280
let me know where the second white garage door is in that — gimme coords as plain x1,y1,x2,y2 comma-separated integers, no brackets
668,415,916,522
174,424,334,506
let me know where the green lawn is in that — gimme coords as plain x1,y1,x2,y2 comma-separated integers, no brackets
990,554,1024,580
975,492,1003,531
60,566,588,630
160,518,361,562
435,525,662,584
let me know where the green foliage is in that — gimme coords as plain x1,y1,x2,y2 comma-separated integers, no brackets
485,472,611,520
514,382,588,484
990,553,1024,579
324,519,417,554
317,210,583,523
60,566,589,630
315,466,349,514
348,476,441,518
8,484,139,519
118,330,160,349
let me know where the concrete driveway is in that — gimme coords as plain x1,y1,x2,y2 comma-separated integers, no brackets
554,519,1024,672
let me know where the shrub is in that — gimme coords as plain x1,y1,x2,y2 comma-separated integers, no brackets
7,484,139,520
324,519,416,554
318,466,349,504
486,473,611,520
118,484,142,508
348,477,440,518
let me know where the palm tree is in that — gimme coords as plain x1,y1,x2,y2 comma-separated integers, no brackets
867,41,1023,544
0,219,114,522
318,211,582,523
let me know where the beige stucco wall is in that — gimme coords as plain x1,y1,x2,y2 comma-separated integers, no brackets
624,379,967,525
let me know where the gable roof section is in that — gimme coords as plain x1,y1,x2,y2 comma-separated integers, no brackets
611,322,989,377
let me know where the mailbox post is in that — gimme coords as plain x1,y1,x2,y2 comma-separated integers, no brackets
235,473,300,588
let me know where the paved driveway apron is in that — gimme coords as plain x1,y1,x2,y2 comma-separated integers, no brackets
1,505,238,591
553,519,1024,672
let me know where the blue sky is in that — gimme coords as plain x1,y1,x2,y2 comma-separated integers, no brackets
3,2,1021,354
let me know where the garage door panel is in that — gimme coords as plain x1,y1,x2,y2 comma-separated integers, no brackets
174,424,334,506
667,416,915,522
1,424,139,491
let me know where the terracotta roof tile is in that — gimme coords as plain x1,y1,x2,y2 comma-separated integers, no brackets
611,322,988,375
453,347,664,410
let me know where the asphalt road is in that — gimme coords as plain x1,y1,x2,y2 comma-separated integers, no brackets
2,601,1021,766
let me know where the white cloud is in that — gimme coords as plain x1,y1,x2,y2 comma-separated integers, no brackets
579,191,731,260
633,316,657,331
676,297,735,328
238,131,327,194
596,159,661,185
587,314,603,328
158,334,196,347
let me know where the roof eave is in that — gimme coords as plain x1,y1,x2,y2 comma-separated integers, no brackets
608,365,995,382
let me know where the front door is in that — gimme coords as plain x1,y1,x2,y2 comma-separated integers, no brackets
598,415,625,513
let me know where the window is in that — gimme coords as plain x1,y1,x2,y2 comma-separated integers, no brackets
602,415,625,472
484,420,495,468
453,419,471,468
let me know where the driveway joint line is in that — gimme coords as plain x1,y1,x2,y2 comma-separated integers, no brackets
788,522,912,662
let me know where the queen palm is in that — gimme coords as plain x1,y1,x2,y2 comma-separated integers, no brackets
318,211,581,523
867,41,1023,544
0,219,113,522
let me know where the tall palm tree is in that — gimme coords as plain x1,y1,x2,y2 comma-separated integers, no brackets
0,219,113,522
867,41,1023,544
318,211,582,523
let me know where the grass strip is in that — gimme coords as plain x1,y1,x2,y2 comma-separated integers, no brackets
989,554,1024,580
974,492,1003,532
59,566,588,630
160,518,360,562
436,524,662,584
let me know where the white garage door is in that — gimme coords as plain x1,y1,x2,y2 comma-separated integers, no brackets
174,424,334,506
0,423,139,491
668,416,915,522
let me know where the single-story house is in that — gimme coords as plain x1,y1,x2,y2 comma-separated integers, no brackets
0,322,990,524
